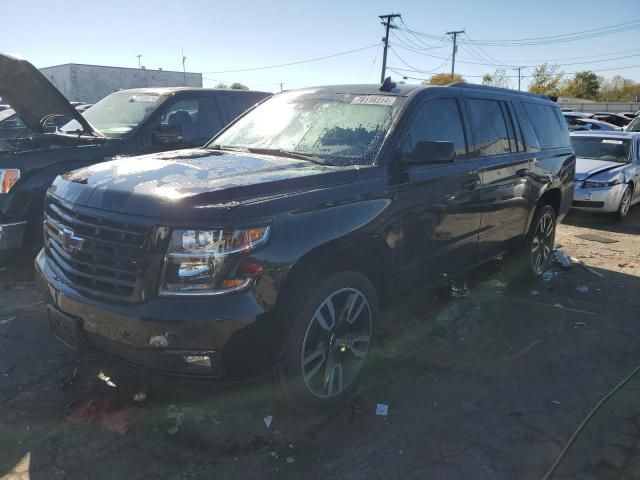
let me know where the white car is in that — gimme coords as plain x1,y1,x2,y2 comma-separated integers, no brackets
570,131,640,218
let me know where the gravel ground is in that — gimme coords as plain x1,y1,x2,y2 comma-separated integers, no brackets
0,207,639,480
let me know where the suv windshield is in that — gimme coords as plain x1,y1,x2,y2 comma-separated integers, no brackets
210,90,400,165
62,91,165,138
571,136,631,163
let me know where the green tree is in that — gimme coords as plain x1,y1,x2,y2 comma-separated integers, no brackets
214,82,228,89
599,75,640,101
229,82,249,90
561,71,600,99
481,68,510,89
528,64,564,96
424,73,464,86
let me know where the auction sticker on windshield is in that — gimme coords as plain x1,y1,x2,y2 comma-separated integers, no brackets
350,96,397,106
130,95,160,102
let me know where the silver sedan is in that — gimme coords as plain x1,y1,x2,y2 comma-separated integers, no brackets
570,131,640,218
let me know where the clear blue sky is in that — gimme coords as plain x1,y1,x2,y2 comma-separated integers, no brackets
3,0,640,92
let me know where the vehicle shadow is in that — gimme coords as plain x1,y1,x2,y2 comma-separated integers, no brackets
562,206,640,234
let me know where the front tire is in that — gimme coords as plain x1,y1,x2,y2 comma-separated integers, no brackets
276,271,379,412
526,204,557,278
616,185,632,219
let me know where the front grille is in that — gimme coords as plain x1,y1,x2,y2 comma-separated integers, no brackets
44,195,152,302
573,200,604,208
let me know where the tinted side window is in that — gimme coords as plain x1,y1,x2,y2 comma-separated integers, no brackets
467,99,511,156
504,102,525,152
401,98,467,159
159,98,224,143
195,97,225,140
217,94,261,125
522,102,570,149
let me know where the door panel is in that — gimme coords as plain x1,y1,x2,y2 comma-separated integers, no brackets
478,154,531,243
464,97,533,258
392,95,483,287
395,161,483,287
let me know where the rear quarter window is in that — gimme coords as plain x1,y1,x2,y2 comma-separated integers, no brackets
522,102,570,150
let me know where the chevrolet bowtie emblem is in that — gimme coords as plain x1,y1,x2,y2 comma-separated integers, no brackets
58,227,85,253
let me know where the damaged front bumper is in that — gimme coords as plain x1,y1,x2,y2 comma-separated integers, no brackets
571,183,626,213
35,249,274,379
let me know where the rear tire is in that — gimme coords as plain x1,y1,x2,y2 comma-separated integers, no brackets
276,270,379,412
616,185,632,219
523,204,557,278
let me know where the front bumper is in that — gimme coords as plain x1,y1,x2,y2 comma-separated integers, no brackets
35,249,276,378
571,183,626,213
0,220,26,250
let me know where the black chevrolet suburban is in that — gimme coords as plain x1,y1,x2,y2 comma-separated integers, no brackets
36,80,575,411
0,53,270,252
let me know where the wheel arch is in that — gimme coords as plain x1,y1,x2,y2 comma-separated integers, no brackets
276,234,390,313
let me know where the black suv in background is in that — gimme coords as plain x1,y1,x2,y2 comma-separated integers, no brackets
0,53,270,252
36,81,575,411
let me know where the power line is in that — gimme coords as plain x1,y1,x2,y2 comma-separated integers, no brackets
462,19,640,45
461,33,507,67
204,43,381,74
365,44,383,82
457,47,640,65
392,41,640,69
399,20,640,46
398,18,449,50
393,28,448,52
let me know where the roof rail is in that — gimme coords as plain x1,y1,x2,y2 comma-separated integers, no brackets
447,82,550,100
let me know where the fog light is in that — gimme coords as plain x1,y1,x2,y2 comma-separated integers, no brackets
184,354,211,368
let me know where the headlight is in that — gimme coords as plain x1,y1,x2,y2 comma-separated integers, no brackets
0,169,20,194
583,175,622,188
159,226,270,296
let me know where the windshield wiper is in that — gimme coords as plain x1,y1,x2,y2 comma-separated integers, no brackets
208,144,248,152
246,147,326,166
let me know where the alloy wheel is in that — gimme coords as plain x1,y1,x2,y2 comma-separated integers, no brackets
300,288,372,398
619,188,631,217
531,211,555,275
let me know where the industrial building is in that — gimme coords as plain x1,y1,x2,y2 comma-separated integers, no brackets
39,63,202,103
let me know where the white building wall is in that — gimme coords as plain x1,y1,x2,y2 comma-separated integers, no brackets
40,64,202,103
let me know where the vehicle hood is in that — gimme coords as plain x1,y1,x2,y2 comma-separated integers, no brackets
0,53,98,135
575,157,626,181
49,148,359,219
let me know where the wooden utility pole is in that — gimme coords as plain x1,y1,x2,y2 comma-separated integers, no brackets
446,30,464,80
514,67,523,90
379,13,401,83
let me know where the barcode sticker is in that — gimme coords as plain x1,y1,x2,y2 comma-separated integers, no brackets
351,95,397,106
602,139,623,144
130,95,159,102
